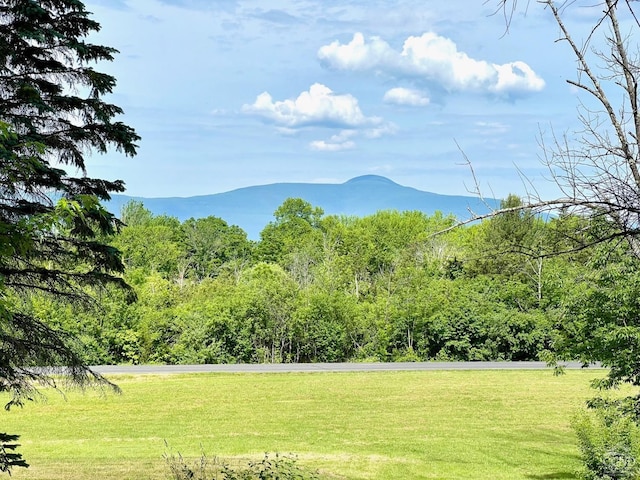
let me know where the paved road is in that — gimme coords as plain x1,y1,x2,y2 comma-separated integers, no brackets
90,361,598,375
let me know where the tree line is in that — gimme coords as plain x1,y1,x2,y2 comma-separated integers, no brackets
15,195,626,367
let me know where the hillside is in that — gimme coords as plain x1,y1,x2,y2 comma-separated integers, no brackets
106,175,499,239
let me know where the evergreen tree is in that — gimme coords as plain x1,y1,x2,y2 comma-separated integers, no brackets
0,1,139,470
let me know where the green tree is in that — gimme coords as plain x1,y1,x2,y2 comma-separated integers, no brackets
489,2,640,476
257,198,324,268
292,288,359,362
132,272,181,363
112,209,186,280
120,200,153,227
114,202,185,280
239,263,299,362
553,244,640,389
181,216,252,280
0,0,138,472
489,0,640,382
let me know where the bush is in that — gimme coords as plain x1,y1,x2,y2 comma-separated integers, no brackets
573,405,640,480
164,448,321,480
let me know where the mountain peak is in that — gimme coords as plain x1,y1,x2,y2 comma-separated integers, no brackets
344,175,398,186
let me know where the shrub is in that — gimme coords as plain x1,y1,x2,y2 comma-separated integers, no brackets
164,448,321,480
573,405,640,480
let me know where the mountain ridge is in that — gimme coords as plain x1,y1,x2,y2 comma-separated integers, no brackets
106,175,499,239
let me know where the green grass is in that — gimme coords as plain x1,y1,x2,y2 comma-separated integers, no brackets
0,369,624,479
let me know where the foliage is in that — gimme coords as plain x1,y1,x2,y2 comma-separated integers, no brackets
182,216,253,281
256,198,323,267
0,0,138,473
165,450,320,480
573,405,640,480
112,213,185,278
0,433,27,474
489,3,640,478
23,198,593,365
551,245,640,390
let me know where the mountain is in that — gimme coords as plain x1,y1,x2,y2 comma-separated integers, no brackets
106,175,500,240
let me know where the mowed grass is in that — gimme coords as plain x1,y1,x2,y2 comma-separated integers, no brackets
0,369,623,479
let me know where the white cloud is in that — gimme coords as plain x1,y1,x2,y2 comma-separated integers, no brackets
242,83,382,128
493,62,545,94
318,32,545,95
383,87,430,106
310,130,356,151
309,122,396,150
364,123,398,139
243,83,396,152
317,32,397,71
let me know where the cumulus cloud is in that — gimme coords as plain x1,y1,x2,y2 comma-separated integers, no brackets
318,32,545,95
318,33,397,71
243,83,396,151
383,87,430,106
242,83,382,128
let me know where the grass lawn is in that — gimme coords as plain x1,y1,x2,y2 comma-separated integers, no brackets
0,368,620,479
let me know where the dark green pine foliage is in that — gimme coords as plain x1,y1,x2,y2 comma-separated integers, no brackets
0,0,139,450
0,433,27,472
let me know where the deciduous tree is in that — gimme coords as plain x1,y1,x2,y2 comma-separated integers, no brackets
485,2,640,474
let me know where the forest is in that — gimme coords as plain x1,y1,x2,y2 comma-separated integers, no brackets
16,195,630,368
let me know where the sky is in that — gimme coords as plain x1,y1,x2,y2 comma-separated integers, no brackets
81,0,613,200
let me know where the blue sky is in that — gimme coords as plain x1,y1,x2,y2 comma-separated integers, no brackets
82,0,605,200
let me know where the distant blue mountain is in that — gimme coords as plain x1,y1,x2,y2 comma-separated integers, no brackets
106,175,500,240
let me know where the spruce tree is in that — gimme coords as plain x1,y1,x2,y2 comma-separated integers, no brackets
0,1,139,469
